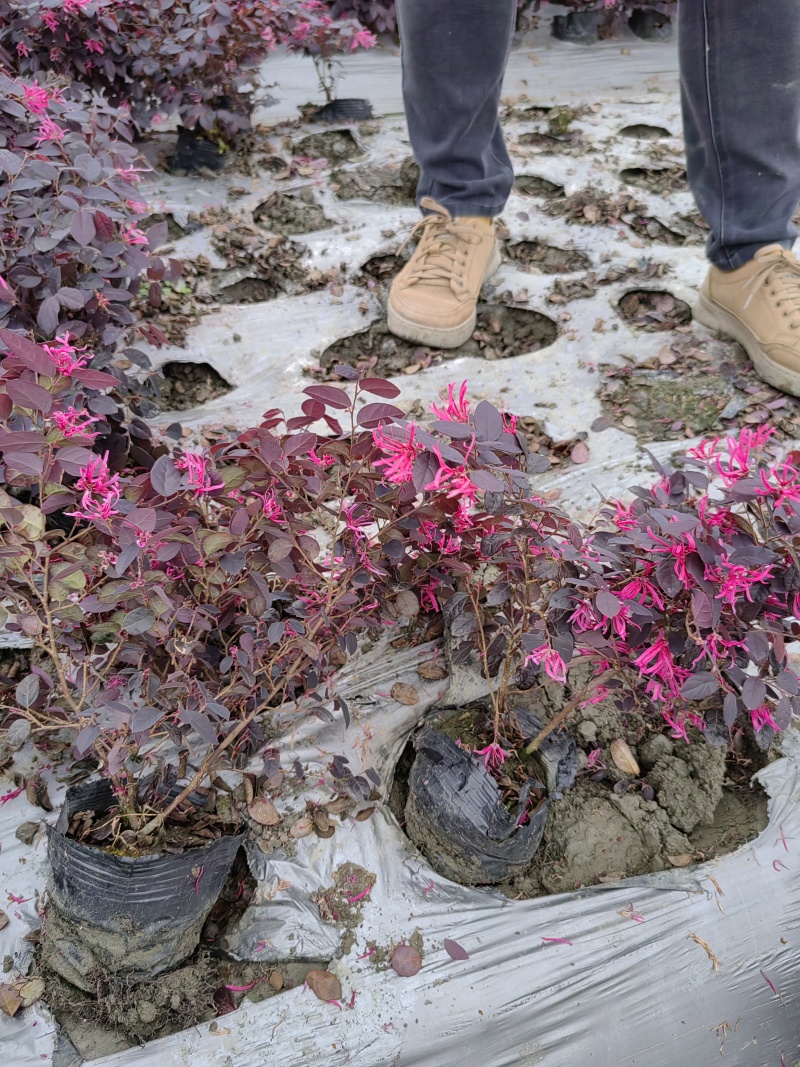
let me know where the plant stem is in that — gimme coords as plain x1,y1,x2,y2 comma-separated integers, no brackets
523,671,613,756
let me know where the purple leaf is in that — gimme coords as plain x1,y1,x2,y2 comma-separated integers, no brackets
122,607,155,635
741,676,766,711
655,558,682,598
596,590,621,618
356,402,405,428
470,469,506,492
71,367,119,390
0,430,47,452
723,693,740,727
75,724,101,756
473,400,503,441
302,385,351,410
6,379,53,414
681,672,719,700
180,707,219,746
443,939,469,961
37,295,61,336
3,450,43,477
56,446,95,476
359,376,401,399
131,707,165,733
0,330,54,374
150,454,183,497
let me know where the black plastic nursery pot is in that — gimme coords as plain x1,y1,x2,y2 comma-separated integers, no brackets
310,98,374,125
551,10,602,43
172,126,227,175
43,781,244,992
405,707,577,885
628,8,673,40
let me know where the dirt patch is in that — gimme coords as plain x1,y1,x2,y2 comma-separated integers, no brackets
514,175,566,199
619,124,673,140
358,253,404,284
596,328,800,442
506,241,591,274
618,289,693,331
546,189,645,227
620,166,688,196
295,129,361,164
313,862,376,956
332,158,419,206
140,212,200,243
313,305,558,379
0,646,30,689
157,361,232,411
254,191,330,235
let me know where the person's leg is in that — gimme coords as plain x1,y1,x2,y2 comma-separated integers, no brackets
684,1,800,397
680,1,800,270
395,0,516,218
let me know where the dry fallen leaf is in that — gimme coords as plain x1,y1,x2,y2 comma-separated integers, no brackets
354,806,375,822
391,682,419,706
313,808,335,838
0,910,8,931
417,663,449,681
391,943,422,977
306,969,342,1002
268,970,284,992
248,797,281,827
395,590,420,617
210,1022,231,1035
289,816,314,839
570,441,590,465
610,739,640,777
18,977,44,1008
0,984,23,1018
668,853,694,868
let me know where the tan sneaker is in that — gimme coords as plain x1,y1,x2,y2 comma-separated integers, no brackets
694,244,800,397
387,196,502,349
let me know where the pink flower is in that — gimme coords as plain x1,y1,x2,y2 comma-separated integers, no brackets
502,412,517,433
307,448,334,468
618,576,665,611
67,452,121,523
63,0,92,12
35,115,67,145
0,275,14,303
715,562,774,609
43,335,89,376
610,500,638,531
473,742,507,771
751,704,779,733
116,166,148,183
662,710,690,743
52,406,100,440
176,451,222,495
420,578,440,612
586,747,605,768
86,39,104,54
372,423,423,485
41,9,59,30
253,489,283,521
119,224,148,246
16,42,31,57
351,28,377,50
633,632,687,701
125,199,148,213
22,84,50,115
526,645,568,683
431,381,471,423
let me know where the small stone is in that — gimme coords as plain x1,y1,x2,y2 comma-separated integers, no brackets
638,733,674,768
577,721,598,744
137,1000,159,1024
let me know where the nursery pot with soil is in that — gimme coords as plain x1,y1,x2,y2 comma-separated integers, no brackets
43,781,244,992
172,126,227,174
405,707,577,885
310,98,374,124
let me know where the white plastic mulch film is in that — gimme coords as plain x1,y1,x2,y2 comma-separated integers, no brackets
3,20,800,1067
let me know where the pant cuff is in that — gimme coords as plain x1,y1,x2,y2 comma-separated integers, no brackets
711,238,795,271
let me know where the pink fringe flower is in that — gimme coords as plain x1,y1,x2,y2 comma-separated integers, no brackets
372,423,423,485
431,381,471,423
473,742,507,771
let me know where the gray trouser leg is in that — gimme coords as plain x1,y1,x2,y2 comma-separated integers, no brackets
396,0,517,217
680,0,800,269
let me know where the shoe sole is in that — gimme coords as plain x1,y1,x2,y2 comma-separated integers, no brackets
387,247,503,350
693,292,800,398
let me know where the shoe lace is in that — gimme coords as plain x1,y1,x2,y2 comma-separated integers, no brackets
398,197,484,291
743,247,800,328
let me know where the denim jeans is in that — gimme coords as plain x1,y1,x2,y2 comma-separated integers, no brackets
396,0,800,270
